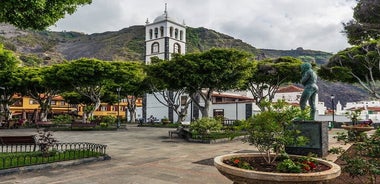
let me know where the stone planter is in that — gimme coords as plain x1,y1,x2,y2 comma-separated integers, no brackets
341,125,374,132
214,153,341,184
342,125,374,141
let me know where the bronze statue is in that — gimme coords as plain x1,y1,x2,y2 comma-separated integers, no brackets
300,63,318,119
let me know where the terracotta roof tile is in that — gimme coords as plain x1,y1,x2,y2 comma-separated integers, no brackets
277,85,303,93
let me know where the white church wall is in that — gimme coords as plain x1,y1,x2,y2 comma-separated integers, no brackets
211,103,247,120
146,93,169,121
315,113,351,122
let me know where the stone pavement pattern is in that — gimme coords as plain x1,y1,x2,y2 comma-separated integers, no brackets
0,125,348,184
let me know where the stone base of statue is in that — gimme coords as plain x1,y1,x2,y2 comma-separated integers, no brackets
285,120,329,157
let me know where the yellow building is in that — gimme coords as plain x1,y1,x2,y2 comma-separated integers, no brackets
10,95,142,120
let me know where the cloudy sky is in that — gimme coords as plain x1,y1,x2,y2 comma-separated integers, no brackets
49,0,357,53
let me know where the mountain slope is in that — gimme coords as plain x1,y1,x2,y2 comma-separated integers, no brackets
0,23,370,106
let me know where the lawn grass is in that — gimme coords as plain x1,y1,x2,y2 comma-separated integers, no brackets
0,149,103,169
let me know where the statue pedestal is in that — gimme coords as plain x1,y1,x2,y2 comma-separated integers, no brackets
285,121,329,157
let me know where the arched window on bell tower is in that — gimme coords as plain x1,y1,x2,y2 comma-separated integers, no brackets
173,43,181,54
152,42,159,53
170,27,173,37
175,28,178,39
180,30,183,41
160,26,164,37
154,28,158,38
149,29,153,39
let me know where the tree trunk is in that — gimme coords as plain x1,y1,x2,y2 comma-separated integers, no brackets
3,103,12,121
200,100,211,118
82,113,87,123
176,106,188,123
40,112,48,122
86,99,101,122
127,96,137,123
39,98,51,122
129,108,136,123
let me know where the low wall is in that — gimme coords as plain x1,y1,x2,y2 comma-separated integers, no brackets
285,121,329,157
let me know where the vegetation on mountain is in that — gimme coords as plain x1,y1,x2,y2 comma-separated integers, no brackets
0,24,332,65
260,48,333,65
186,27,260,56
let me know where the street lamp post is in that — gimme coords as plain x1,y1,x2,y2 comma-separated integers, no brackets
331,95,335,127
235,99,238,120
0,87,5,123
117,87,121,129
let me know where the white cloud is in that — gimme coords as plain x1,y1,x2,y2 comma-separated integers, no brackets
49,0,357,53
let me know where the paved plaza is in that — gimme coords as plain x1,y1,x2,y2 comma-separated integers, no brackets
0,125,348,184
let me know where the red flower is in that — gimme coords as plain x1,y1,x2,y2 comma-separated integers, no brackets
308,162,316,169
234,159,240,164
303,165,311,171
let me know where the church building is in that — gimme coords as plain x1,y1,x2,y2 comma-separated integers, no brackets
144,5,186,64
143,6,187,122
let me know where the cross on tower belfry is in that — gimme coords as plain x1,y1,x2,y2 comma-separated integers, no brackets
164,3,168,18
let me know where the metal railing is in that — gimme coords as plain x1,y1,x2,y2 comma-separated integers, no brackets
222,119,237,126
0,142,107,170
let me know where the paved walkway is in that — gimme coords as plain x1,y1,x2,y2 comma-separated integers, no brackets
0,125,349,184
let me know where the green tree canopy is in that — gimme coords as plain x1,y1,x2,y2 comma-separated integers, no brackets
343,0,380,45
0,0,92,30
0,44,23,121
319,40,380,98
155,48,251,117
56,58,115,121
109,61,147,123
244,56,303,111
20,65,63,121
146,56,192,123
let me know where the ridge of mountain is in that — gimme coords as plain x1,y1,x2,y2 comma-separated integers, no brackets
0,23,370,106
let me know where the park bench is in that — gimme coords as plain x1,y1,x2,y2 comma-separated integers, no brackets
168,127,184,139
0,135,38,151
0,135,37,145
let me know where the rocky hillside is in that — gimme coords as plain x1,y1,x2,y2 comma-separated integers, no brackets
0,23,370,106
260,48,333,65
0,23,332,64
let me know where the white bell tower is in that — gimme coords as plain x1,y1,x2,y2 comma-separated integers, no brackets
145,4,186,64
143,5,187,123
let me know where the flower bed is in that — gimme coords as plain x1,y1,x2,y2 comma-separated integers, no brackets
214,153,341,184
0,142,108,170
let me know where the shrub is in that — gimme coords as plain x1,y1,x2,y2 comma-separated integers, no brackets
99,122,108,128
52,114,72,124
189,118,222,136
331,128,380,183
101,116,116,125
232,120,250,131
36,129,57,157
245,100,308,164
277,158,302,173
